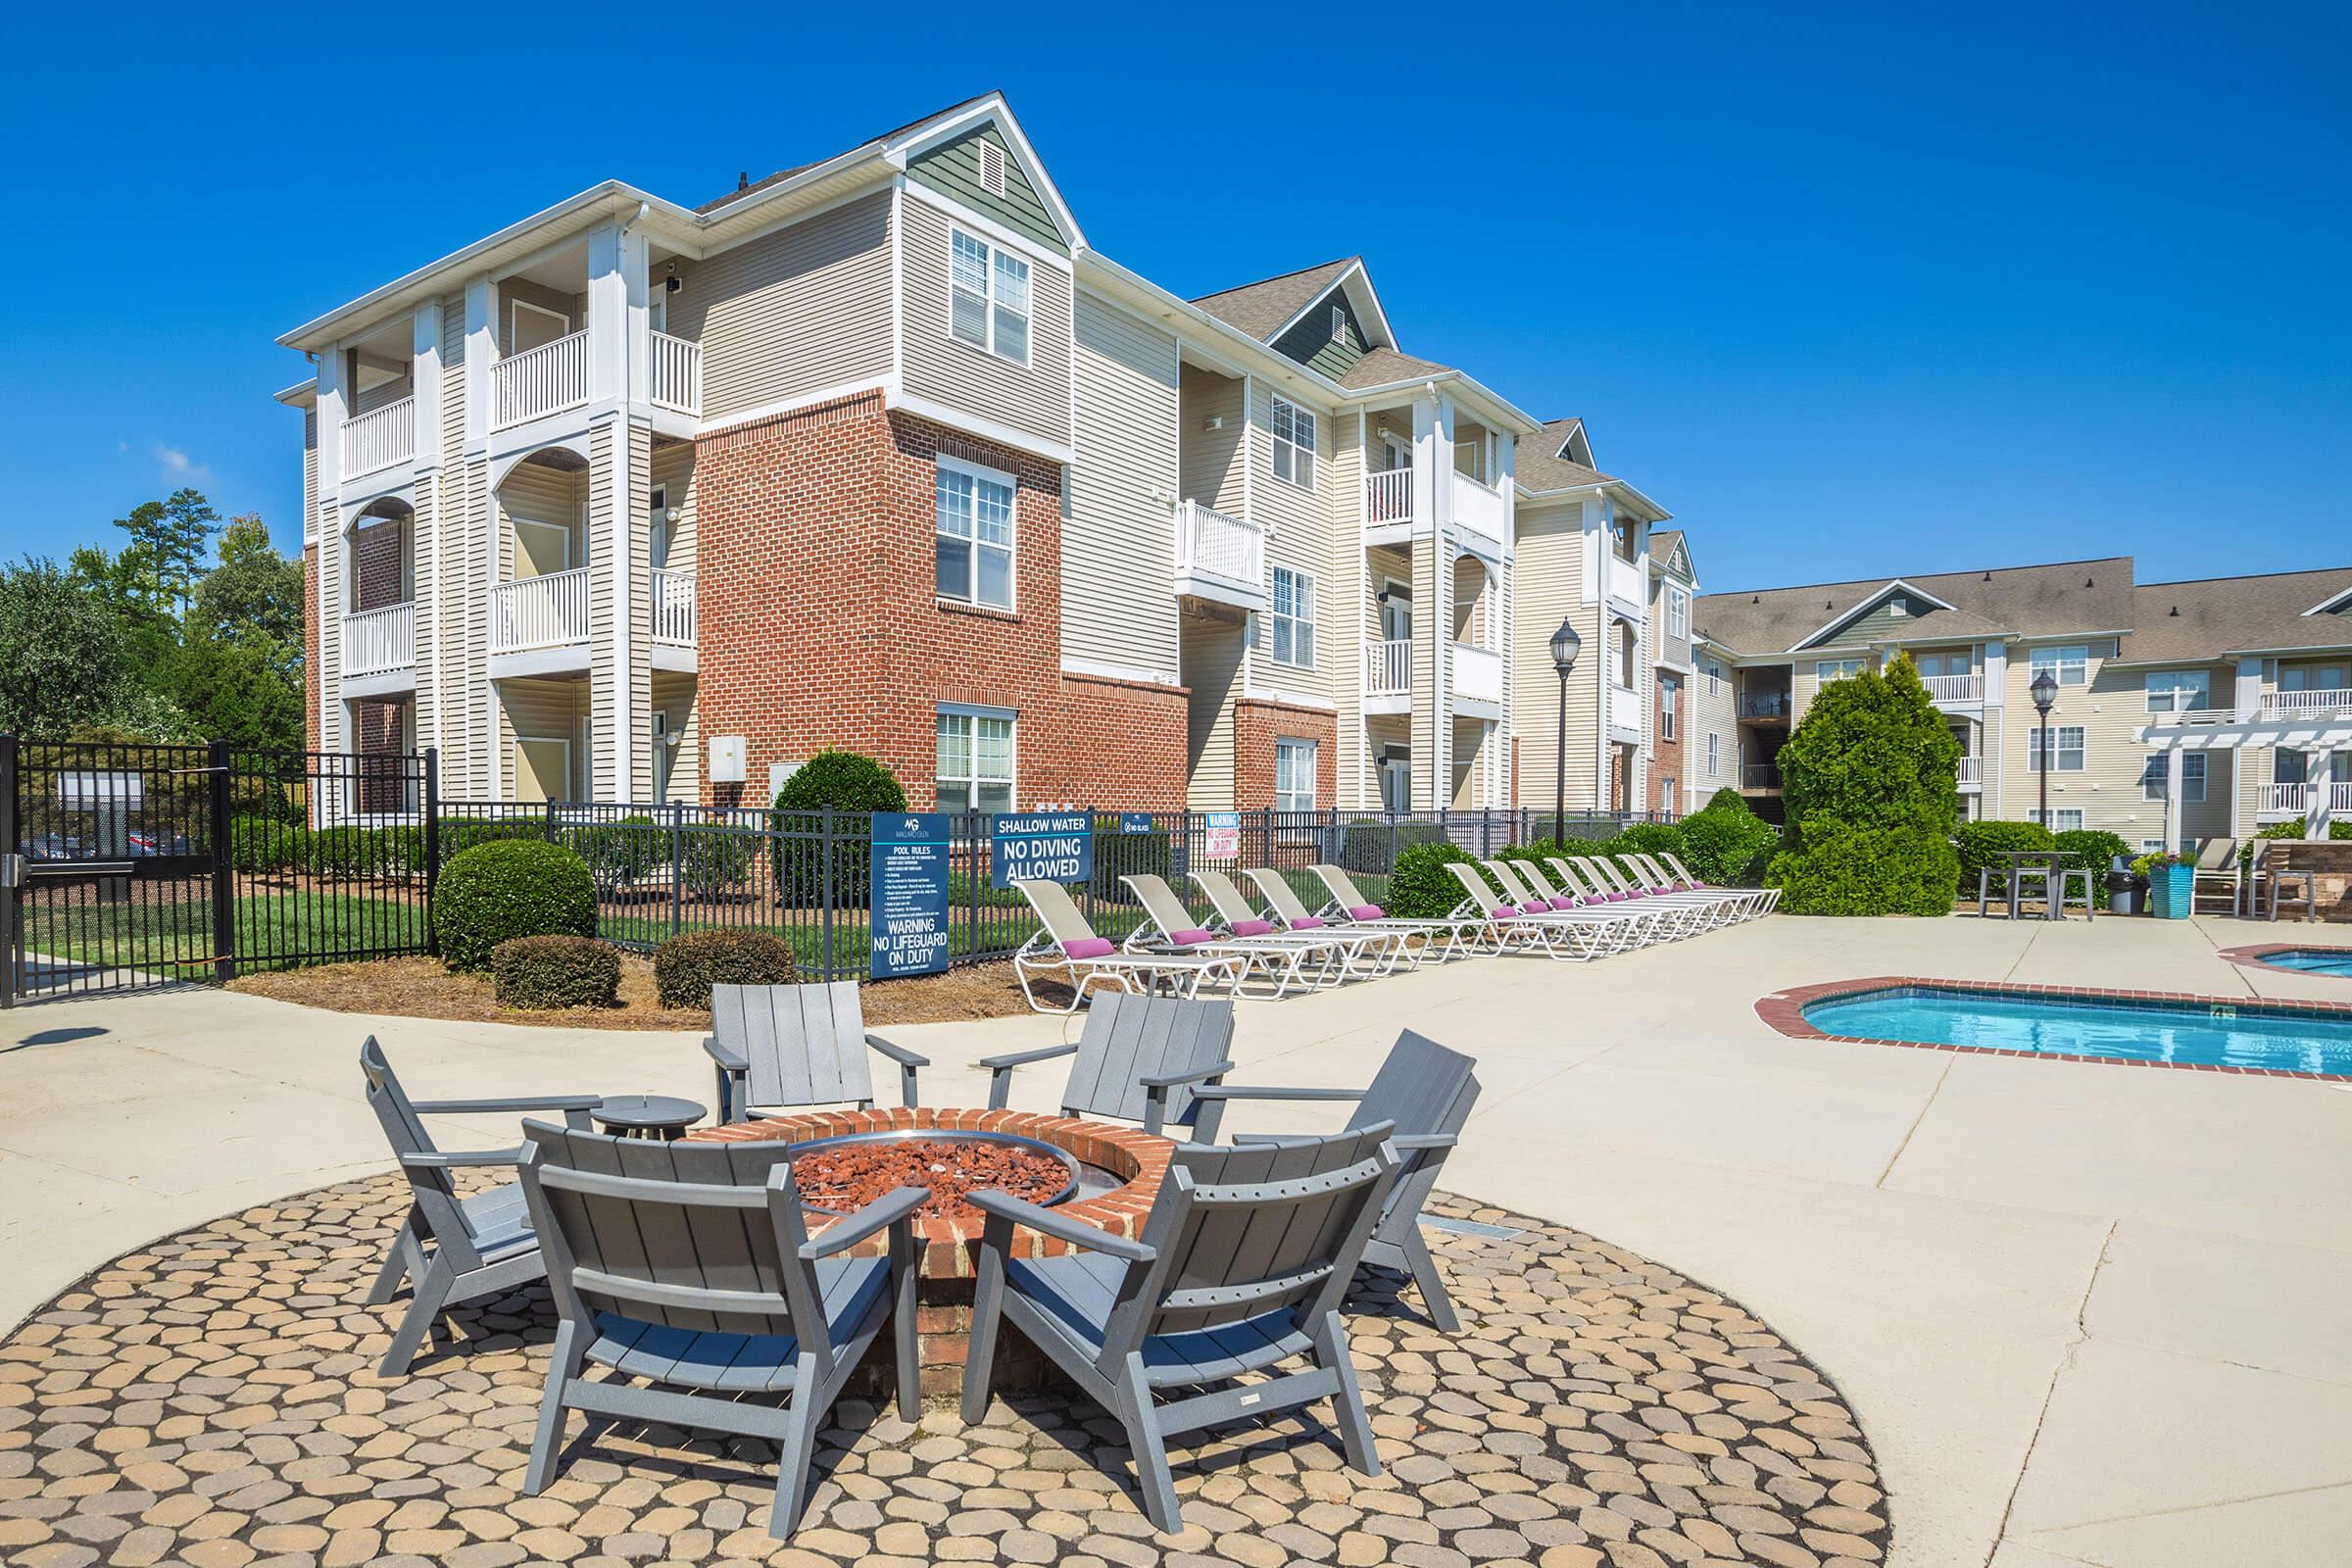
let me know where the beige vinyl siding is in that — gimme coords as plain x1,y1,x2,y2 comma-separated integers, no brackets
1184,618,1245,811
1065,291,1180,680
673,190,894,422
898,192,1074,452
650,442,697,569
497,278,584,355
904,122,1069,257
351,369,413,417
497,461,584,574
1511,500,1600,811
1687,651,1737,808
458,460,490,794
1995,642,2180,841
651,670,700,804
498,677,591,801
1248,379,1335,704
1178,367,1246,512
1329,417,1372,807
623,420,653,805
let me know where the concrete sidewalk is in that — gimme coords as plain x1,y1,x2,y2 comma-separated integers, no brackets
2,911,2347,1568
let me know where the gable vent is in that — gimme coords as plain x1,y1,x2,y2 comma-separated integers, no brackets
979,141,1006,197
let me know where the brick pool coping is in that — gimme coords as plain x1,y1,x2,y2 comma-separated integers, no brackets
2215,941,2352,977
1755,975,2352,1082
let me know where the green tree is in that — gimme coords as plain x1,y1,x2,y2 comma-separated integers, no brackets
115,488,221,615
1765,658,1961,915
0,560,190,740
192,515,304,647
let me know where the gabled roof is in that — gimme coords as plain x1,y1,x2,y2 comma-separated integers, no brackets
1650,528,1693,585
1338,346,1456,388
1193,258,1363,341
1695,558,2135,657
2123,566,2352,663
1517,416,1620,493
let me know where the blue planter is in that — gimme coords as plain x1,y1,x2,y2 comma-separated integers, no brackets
2149,863,2194,919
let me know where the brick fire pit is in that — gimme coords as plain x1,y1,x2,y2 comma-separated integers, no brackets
687,1106,1172,1395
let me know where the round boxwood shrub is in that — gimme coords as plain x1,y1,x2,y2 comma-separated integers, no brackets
769,751,908,906
653,928,797,1009
1768,659,1960,916
1613,821,1690,861
492,935,620,1010
1384,840,1477,918
435,839,599,971
228,813,307,874
1678,792,1781,886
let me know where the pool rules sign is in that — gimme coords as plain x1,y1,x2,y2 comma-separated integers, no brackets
870,813,952,979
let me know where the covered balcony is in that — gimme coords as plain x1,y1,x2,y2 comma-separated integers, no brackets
336,313,419,481
489,450,592,676
1171,500,1265,612
1923,673,1984,705
341,497,415,692
489,237,703,437
1362,639,1410,711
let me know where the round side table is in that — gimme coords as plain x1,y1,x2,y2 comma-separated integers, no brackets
591,1095,707,1141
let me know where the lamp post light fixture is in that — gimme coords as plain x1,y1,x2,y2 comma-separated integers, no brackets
1550,617,1583,842
2030,668,2059,830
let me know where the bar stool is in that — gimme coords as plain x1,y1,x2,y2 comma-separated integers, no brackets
2010,862,2054,920
1976,865,2013,916
2268,866,2319,922
2058,865,2096,919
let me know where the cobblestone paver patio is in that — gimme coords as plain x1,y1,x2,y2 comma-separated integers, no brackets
0,1177,1890,1568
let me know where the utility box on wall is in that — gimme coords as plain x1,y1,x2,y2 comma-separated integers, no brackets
708,736,747,785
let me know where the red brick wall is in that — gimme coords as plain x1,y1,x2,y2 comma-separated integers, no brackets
1233,700,1338,810
350,518,406,612
303,544,320,755
693,395,1189,811
1649,671,1685,816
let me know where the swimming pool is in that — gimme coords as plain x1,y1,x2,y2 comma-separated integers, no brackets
2226,947,2352,978
1775,981,2352,1078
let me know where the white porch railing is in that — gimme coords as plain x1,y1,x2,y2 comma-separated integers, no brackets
1924,673,1984,704
1451,643,1500,704
1606,553,1645,607
492,329,592,429
650,331,702,416
1364,639,1410,697
491,567,591,653
343,601,415,675
2264,688,2352,717
1361,468,1415,526
1956,757,1982,786
2262,782,2352,814
1172,501,1264,594
650,567,696,646
1742,762,1782,790
342,396,416,477
1450,471,1505,541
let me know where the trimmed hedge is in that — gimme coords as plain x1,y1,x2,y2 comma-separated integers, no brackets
1385,841,1477,918
435,839,599,971
653,928,797,1009
1952,819,2053,892
769,751,908,905
1770,821,1961,917
1678,793,1781,886
681,825,758,896
569,814,661,889
492,935,620,1010
1768,659,1961,915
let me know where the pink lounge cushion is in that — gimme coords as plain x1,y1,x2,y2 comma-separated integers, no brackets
1171,927,1218,946
1549,898,1580,911
1348,904,1386,920
1289,916,1326,929
1060,937,1117,959
1229,918,1274,937
1606,891,1630,902
1494,908,1520,920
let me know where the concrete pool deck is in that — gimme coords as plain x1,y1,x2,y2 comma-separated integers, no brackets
2,911,2346,1568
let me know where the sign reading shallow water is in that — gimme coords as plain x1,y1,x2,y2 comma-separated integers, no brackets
870,813,952,978
992,810,1093,889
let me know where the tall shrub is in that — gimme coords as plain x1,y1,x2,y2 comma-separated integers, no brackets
1384,841,1476,918
1952,819,2053,894
768,751,907,906
1679,791,1781,886
1766,658,1960,915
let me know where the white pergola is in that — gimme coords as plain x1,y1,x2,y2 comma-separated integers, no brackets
2139,713,2351,851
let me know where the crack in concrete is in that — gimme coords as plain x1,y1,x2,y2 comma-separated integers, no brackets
2031,1478,2352,1537
1984,1218,2117,1567
1873,1053,1952,1189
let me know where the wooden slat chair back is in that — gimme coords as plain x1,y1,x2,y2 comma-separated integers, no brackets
517,1122,922,1537
706,981,925,1123
362,1040,476,1270
981,992,1236,1135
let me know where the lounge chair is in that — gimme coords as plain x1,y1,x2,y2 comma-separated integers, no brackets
515,1122,926,1537
360,1037,607,1376
1544,857,1701,938
705,981,930,1124
1620,853,1764,921
1307,862,1493,956
1120,872,1333,998
2190,837,2241,915
1583,856,1734,931
979,991,1236,1137
1444,861,1611,958
1194,867,1399,979
1660,852,1782,915
1191,1030,1479,1330
1009,877,1245,1013
1496,858,1671,952
1245,866,1424,968
958,1125,1399,1531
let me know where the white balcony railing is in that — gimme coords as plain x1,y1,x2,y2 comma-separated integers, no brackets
1172,501,1264,597
1606,552,1645,608
492,329,592,429
1450,471,1505,541
1364,639,1410,697
1924,673,1984,704
343,601,415,676
650,566,696,646
2264,688,2352,717
491,567,591,653
2263,782,2352,815
650,331,702,416
1957,757,1982,786
1361,468,1415,527
1742,762,1782,790
1452,642,1500,704
342,395,416,477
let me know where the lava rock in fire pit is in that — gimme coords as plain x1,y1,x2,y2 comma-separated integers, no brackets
792,1137,1073,1220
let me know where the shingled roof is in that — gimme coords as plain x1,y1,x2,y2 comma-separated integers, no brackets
1518,417,1621,494
2123,567,2352,663
1694,558,2135,656
1191,259,1358,341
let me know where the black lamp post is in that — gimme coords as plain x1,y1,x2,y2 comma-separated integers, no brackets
1550,617,1582,842
2031,668,2059,828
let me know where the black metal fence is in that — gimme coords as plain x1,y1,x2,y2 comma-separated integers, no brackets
2,734,1648,1000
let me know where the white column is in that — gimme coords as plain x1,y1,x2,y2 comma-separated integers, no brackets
588,221,646,801
2307,749,2333,840
413,303,443,468
2165,747,2185,855
2234,656,2264,722
463,278,494,456
316,349,348,759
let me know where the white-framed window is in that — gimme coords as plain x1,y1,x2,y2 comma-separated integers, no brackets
2141,838,2166,854
1706,732,1721,777
2030,808,2085,832
1816,658,1862,683
1269,395,1315,489
936,456,1015,610
1666,587,1690,641
1275,738,1317,814
2144,669,2211,712
509,298,570,354
2141,753,2207,802
2031,644,2090,686
1707,661,1723,698
1268,566,1314,667
936,707,1014,814
2028,724,2086,772
1660,675,1680,741
949,227,1030,364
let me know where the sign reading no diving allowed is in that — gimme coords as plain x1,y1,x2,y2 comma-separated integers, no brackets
991,810,1093,888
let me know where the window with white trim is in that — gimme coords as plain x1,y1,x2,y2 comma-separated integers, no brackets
2031,644,2090,685
936,709,1013,814
2030,808,2084,832
949,227,1030,364
1666,587,1690,641
1267,567,1315,667
1707,661,1723,698
1706,732,1720,777
2028,724,2086,772
2143,669,2211,712
1815,658,1862,683
1660,675,1680,741
1274,738,1317,813
2141,753,2207,802
1269,395,1315,488
935,458,1014,610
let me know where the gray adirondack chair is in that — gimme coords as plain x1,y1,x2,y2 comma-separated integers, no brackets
959,1125,1400,1532
977,992,1237,1137
359,1037,606,1376
704,981,929,1124
1191,1031,1479,1332
516,1120,927,1537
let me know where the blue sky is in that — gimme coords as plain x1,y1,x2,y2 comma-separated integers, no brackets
2,1,2344,594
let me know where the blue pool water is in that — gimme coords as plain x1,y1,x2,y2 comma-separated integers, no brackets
1804,986,2352,1076
2257,948,2352,977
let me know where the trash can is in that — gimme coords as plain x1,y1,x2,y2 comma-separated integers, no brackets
2106,856,2141,916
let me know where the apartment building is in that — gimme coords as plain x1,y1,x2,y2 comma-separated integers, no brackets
1688,558,2352,852
280,94,1687,820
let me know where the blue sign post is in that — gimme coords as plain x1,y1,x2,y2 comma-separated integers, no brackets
992,810,1094,889
869,813,952,979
